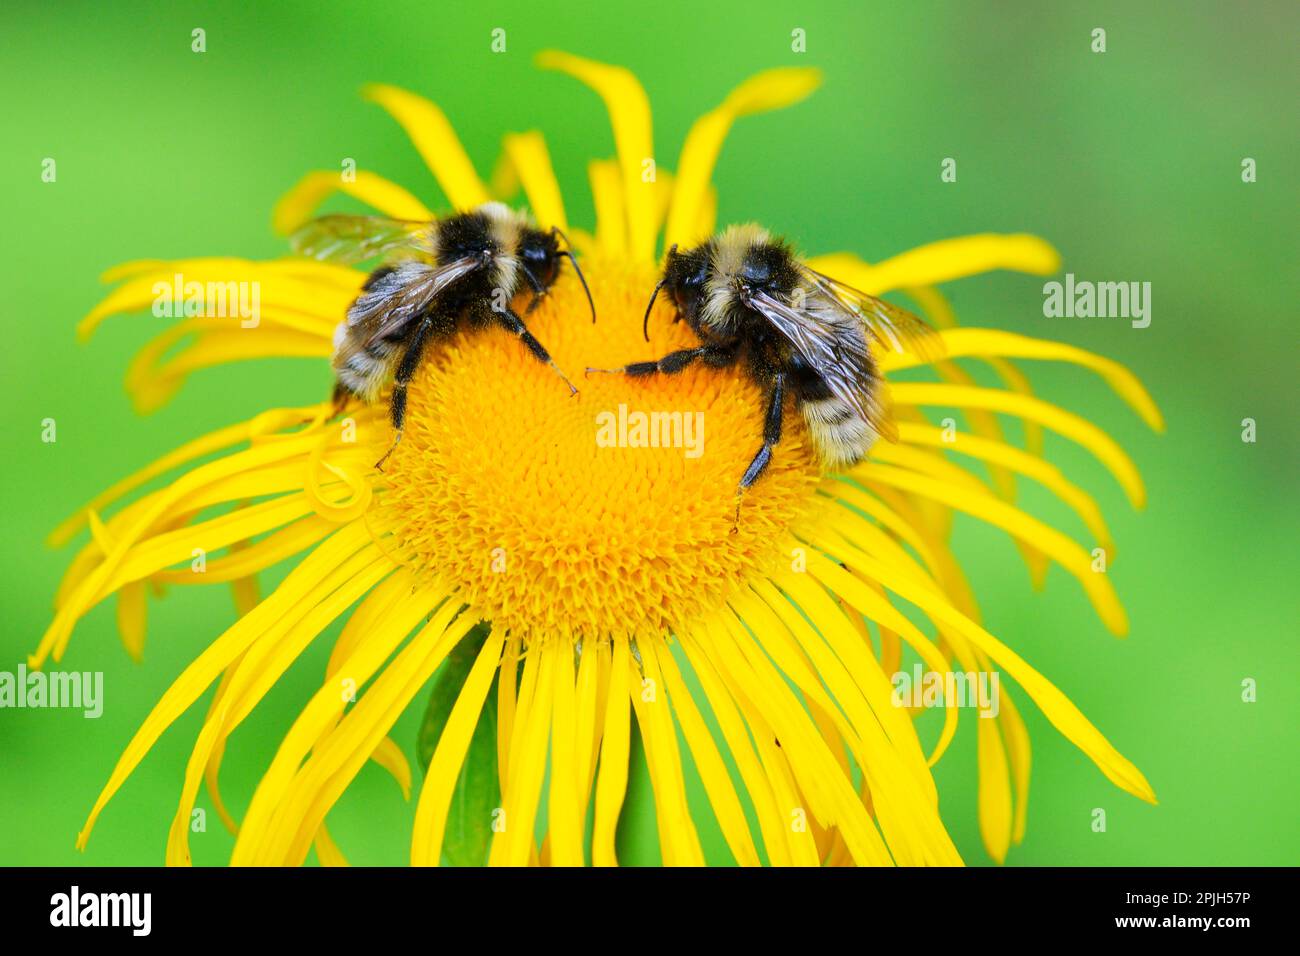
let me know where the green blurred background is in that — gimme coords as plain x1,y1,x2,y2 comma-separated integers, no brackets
1,0,1295,866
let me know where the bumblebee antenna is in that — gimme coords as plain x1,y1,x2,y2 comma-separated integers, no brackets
642,243,679,341
551,227,596,323
562,252,596,323
642,279,666,342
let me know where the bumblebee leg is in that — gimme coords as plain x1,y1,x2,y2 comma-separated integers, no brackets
586,343,737,377
330,381,351,418
375,316,435,471
735,374,787,525
520,266,548,316
495,306,578,395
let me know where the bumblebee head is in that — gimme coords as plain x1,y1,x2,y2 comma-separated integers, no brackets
651,243,712,335
519,227,561,288
695,225,792,331
520,225,595,322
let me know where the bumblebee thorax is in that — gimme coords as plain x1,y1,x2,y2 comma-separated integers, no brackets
699,224,799,333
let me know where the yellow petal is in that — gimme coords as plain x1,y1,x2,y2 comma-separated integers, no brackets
890,382,1148,509
306,578,424,817
998,691,1034,844
370,735,413,802
547,640,585,866
496,639,520,795
537,51,655,262
48,406,326,549
762,571,962,866
152,517,334,586
230,576,259,618
115,581,147,662
695,184,718,241
871,440,993,495
361,83,490,210
897,289,1053,586
42,486,322,667
410,629,505,865
976,712,1013,864
806,234,1060,295
87,495,320,610
487,148,520,201
573,638,602,804
502,636,543,805
857,463,1129,635
591,637,631,866
819,544,1157,805
489,641,556,866
897,421,1114,555
631,639,705,866
128,326,331,413
665,67,821,249
502,131,568,233
314,823,349,867
888,328,1165,433
271,170,432,235
752,576,938,804
259,607,478,865
734,588,934,863
588,159,626,259
656,644,761,866
76,523,373,850
700,617,830,865
203,658,243,836
679,629,792,866
794,543,960,769
86,509,114,554
78,260,350,343
166,549,391,865
822,480,942,574
703,612,892,866
231,579,445,862
908,283,1050,461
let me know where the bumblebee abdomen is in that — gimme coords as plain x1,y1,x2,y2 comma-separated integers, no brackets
332,321,399,401
799,396,876,471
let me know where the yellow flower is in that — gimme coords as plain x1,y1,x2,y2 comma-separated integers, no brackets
40,52,1161,867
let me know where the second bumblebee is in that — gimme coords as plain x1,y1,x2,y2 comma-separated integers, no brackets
293,201,595,467
594,224,938,488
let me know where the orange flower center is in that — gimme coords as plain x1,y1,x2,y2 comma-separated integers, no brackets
375,256,824,641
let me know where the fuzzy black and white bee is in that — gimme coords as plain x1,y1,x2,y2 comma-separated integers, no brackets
292,201,595,468
591,223,938,491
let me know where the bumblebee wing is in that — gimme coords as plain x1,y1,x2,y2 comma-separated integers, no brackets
746,288,896,442
801,266,942,360
292,214,432,265
347,257,480,346
748,288,840,363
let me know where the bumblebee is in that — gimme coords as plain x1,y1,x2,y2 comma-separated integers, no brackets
591,224,937,490
292,202,594,468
